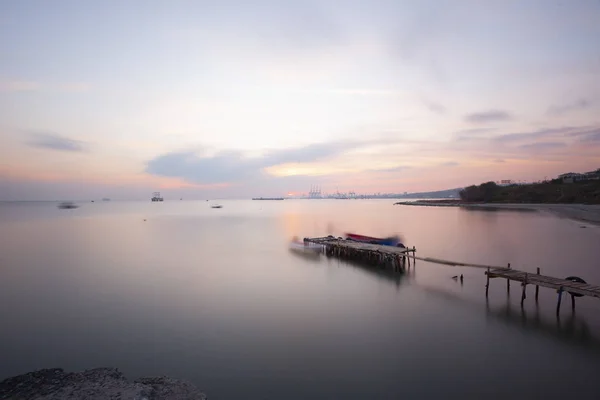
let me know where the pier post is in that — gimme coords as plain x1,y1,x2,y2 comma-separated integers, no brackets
485,267,490,298
571,294,576,311
520,274,527,307
556,287,563,316
413,246,416,265
506,263,511,293
535,267,540,302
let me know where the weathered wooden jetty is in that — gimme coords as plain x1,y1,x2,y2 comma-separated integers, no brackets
304,236,416,272
304,236,600,315
485,266,600,315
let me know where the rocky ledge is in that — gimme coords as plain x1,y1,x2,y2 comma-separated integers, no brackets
0,368,207,400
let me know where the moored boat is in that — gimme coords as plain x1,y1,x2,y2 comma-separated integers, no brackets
345,233,404,247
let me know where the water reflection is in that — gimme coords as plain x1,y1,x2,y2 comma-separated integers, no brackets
325,258,409,288
330,250,600,353
420,283,600,354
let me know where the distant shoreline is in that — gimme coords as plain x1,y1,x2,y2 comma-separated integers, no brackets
394,200,600,226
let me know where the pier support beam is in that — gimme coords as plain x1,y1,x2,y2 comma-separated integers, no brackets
571,294,576,311
521,274,527,307
556,287,563,316
535,267,540,302
485,267,490,298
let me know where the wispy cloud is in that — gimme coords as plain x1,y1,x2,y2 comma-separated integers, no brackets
0,80,40,92
580,130,600,143
0,80,91,93
465,110,512,123
146,140,380,184
423,99,446,114
547,98,593,116
27,133,88,152
439,161,459,167
493,126,583,143
518,142,567,151
369,165,411,173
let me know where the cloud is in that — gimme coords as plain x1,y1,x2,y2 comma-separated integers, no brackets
262,141,359,165
369,165,411,173
547,98,593,116
493,126,583,143
494,159,505,163
146,140,373,184
0,80,40,92
27,133,88,152
465,110,512,123
439,161,459,167
0,80,91,93
423,100,446,114
518,142,567,151
580,130,600,143
454,128,496,137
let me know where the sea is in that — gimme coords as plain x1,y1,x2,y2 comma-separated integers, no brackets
1,199,600,399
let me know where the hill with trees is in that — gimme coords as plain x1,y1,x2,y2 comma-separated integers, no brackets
459,180,600,204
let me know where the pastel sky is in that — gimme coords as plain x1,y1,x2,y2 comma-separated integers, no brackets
1,0,600,200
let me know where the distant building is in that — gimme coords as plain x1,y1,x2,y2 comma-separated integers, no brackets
557,170,599,183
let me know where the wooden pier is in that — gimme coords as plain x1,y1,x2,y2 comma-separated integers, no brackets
486,267,600,315
304,236,600,316
304,236,416,272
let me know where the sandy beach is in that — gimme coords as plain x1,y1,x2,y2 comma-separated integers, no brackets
395,202,600,226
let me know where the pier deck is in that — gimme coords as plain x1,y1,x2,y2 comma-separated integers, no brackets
304,236,416,271
485,267,600,314
487,268,600,298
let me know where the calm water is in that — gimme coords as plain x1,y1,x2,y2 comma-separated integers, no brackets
1,200,600,399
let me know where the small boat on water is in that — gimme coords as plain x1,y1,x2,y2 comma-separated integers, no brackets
211,204,223,209
345,233,405,247
58,201,78,210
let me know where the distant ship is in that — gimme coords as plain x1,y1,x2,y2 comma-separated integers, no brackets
252,197,284,200
151,192,164,202
102,198,111,202
58,201,78,210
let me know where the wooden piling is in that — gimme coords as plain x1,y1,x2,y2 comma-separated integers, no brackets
486,267,490,297
571,294,576,311
506,263,511,293
521,273,527,307
535,267,540,302
556,287,563,316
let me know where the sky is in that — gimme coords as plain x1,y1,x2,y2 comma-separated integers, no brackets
1,0,599,200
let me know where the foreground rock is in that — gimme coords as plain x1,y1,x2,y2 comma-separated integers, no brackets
0,368,207,400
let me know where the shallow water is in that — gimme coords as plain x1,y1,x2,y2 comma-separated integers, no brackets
1,200,600,399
